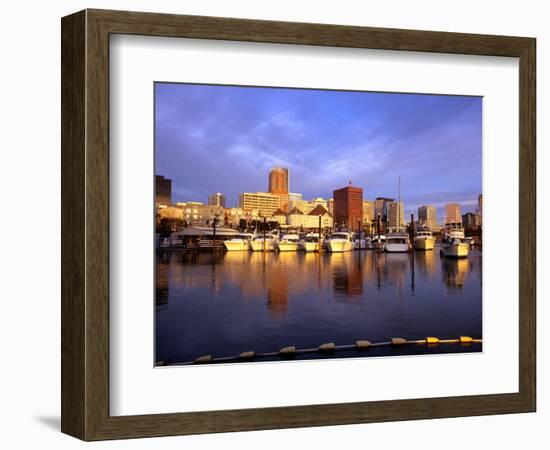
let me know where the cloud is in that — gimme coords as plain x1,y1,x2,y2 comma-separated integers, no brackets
155,84,482,210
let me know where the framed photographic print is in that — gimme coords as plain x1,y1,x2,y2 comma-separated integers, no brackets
61,9,536,440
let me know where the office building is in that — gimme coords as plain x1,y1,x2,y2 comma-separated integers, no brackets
445,203,462,224
374,197,394,221
462,212,481,229
268,167,290,212
362,200,374,227
208,192,226,208
155,175,172,206
418,205,437,230
239,192,281,216
387,201,405,228
333,185,363,230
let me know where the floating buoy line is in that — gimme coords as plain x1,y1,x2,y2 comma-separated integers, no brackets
157,336,482,366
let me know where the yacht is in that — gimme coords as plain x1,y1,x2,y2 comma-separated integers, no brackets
223,233,254,251
326,232,354,253
385,227,411,253
249,233,277,252
413,228,435,251
277,233,301,252
440,222,469,258
299,233,321,252
353,232,368,250
372,234,386,252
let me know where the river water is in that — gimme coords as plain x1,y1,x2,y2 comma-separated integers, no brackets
156,247,482,364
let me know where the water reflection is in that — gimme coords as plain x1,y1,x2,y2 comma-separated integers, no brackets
156,247,482,362
441,257,470,292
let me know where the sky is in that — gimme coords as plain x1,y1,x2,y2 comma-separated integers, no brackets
155,83,482,222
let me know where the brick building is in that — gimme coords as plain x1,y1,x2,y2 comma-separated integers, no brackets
333,185,363,230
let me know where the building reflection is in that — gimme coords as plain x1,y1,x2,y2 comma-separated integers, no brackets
155,253,170,307
265,252,292,316
156,247,478,319
330,253,364,298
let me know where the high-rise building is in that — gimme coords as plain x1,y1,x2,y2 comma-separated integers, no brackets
374,197,394,221
239,192,281,216
387,201,405,228
445,203,462,224
362,200,374,227
418,205,437,230
462,212,481,229
155,175,172,206
268,167,290,212
477,194,483,226
208,192,226,208
333,185,363,230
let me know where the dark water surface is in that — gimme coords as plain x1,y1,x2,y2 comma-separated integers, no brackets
156,247,482,364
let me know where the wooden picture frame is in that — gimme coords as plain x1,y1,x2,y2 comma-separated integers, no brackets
61,9,536,441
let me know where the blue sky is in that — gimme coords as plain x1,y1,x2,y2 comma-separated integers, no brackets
155,83,482,222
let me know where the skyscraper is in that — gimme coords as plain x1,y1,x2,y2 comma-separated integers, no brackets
445,203,462,224
268,167,290,212
477,194,483,226
387,201,405,228
362,200,374,227
208,192,226,208
333,184,363,230
462,212,481,229
418,205,437,230
155,175,172,206
374,197,394,221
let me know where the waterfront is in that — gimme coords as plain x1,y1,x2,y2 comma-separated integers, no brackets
156,247,482,364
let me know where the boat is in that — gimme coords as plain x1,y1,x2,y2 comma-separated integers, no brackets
277,233,301,252
385,227,411,253
326,232,354,252
413,228,435,250
299,233,321,252
223,233,254,251
249,233,277,252
174,226,241,250
383,176,411,253
372,234,386,252
353,232,368,250
440,222,469,258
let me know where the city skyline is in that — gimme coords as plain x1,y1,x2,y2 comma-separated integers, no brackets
155,83,482,222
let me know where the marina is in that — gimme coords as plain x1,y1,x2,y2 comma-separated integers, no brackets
157,224,479,255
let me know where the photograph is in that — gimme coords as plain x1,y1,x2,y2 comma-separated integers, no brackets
154,82,483,366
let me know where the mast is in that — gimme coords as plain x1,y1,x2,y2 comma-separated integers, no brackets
398,176,401,229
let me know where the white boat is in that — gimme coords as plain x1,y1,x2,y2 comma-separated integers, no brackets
372,234,386,252
249,233,277,252
413,228,435,250
223,233,254,251
385,227,411,253
327,232,354,252
364,236,374,250
299,233,321,252
440,222,469,258
277,233,301,252
353,232,368,250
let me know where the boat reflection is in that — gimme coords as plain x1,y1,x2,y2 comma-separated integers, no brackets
441,257,470,292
